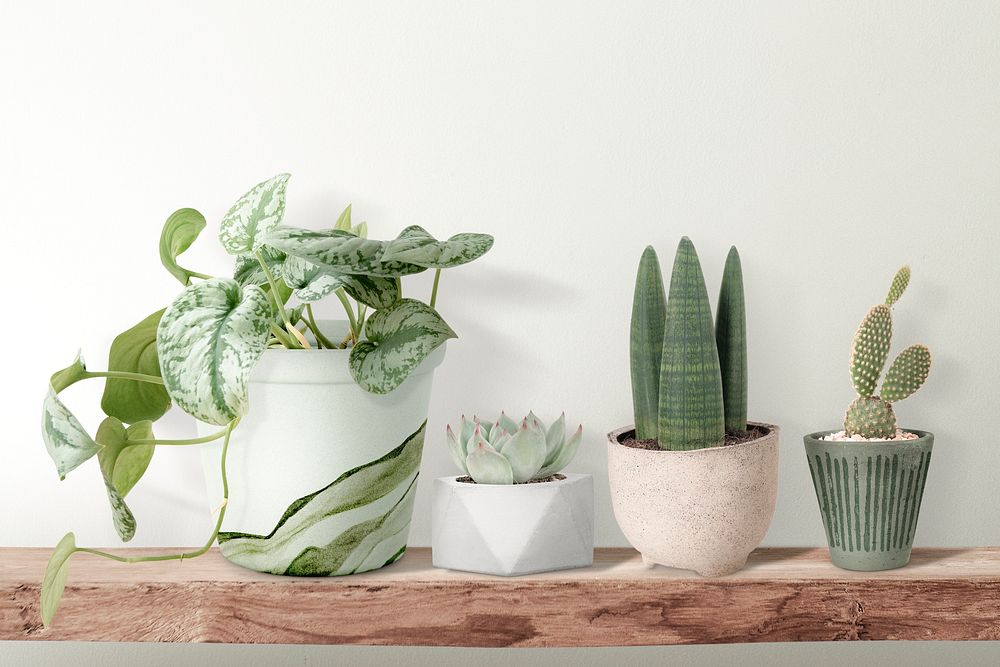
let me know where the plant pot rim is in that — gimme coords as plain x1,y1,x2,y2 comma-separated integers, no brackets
804,428,934,446
435,472,590,489
606,421,778,456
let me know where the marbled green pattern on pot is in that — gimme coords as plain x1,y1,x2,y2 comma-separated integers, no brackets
803,430,933,571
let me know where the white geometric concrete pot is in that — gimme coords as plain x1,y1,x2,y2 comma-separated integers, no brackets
431,474,594,576
197,341,446,576
607,422,779,577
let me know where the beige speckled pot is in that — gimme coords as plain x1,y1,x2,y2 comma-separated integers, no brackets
607,422,779,576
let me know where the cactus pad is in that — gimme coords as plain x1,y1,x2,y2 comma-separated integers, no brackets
881,344,931,402
885,265,911,307
849,304,892,396
844,396,897,439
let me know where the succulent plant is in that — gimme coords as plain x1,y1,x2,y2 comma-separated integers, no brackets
844,266,931,438
446,412,583,484
630,237,746,451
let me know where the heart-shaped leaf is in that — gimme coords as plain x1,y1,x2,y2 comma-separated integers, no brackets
380,226,494,268
49,352,89,393
340,275,400,309
41,532,76,628
101,310,171,424
349,299,455,394
233,245,286,287
219,174,290,255
97,419,155,498
262,227,426,277
42,388,99,479
157,278,272,425
94,417,138,541
159,208,207,286
282,255,346,302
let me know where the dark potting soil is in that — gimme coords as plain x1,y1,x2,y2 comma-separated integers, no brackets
456,473,567,484
620,425,769,451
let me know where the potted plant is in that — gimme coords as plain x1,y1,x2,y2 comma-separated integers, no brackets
607,237,779,577
803,266,933,571
39,174,493,625
431,412,592,575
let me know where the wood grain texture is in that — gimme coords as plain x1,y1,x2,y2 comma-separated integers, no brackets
2,547,999,646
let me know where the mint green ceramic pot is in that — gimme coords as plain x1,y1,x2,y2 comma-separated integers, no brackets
803,430,933,571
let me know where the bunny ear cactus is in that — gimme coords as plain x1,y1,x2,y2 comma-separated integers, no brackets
447,413,583,484
843,266,931,438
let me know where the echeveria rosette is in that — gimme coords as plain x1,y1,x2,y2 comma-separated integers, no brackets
446,412,583,484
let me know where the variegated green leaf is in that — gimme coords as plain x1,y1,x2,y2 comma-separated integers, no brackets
380,225,494,268
49,352,89,393
41,532,76,628
282,255,346,302
159,208,207,286
262,227,426,277
233,245,286,287
349,299,455,394
42,388,100,479
340,275,399,309
95,418,138,541
101,309,171,424
157,278,272,425
219,174,290,255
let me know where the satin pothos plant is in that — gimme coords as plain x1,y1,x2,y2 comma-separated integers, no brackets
39,174,493,625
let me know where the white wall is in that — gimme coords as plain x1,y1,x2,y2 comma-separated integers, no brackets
2,0,999,663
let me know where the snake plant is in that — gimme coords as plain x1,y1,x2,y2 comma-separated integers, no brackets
39,174,493,626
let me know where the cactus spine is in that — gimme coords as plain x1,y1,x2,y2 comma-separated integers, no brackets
630,246,666,440
656,238,725,450
843,265,932,438
716,246,747,433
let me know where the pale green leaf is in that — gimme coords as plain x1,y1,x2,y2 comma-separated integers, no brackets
157,278,272,425
49,352,89,393
219,174,290,255
348,299,455,394
41,532,76,628
97,419,155,498
101,310,171,424
538,424,583,478
498,412,519,435
159,208,207,286
380,225,494,268
94,417,138,541
544,412,566,463
498,423,546,483
282,255,346,302
340,275,399,309
466,441,514,485
445,424,468,474
42,389,99,479
334,204,352,231
262,227,426,277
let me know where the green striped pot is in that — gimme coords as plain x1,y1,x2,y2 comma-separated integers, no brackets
803,430,933,571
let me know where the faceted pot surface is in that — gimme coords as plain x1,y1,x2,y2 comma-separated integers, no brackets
431,474,595,576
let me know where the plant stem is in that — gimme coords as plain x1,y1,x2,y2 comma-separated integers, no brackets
335,289,359,343
305,304,337,349
75,419,237,564
269,323,295,348
429,269,441,308
255,250,307,348
83,371,164,385
127,427,230,447
186,270,212,281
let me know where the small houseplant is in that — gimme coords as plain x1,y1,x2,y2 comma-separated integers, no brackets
39,174,493,625
431,412,592,575
803,266,933,571
607,237,779,576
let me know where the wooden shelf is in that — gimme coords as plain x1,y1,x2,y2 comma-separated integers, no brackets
3,547,999,646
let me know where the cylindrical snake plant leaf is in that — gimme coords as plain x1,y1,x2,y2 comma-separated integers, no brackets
630,246,666,440
885,265,911,307
849,304,892,397
657,237,725,450
715,246,747,433
881,344,931,402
